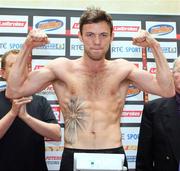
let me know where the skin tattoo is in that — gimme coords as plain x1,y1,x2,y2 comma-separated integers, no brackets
64,96,89,144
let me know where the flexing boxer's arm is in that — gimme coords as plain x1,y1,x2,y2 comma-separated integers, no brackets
6,29,52,98
129,30,175,97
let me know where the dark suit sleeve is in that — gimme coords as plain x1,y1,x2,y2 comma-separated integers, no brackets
136,102,153,171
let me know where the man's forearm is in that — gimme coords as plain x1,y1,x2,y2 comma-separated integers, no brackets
21,114,61,141
6,29,49,99
6,43,32,98
0,111,17,139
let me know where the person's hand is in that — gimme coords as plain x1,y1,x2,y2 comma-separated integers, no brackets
132,29,159,48
25,29,49,48
11,96,32,118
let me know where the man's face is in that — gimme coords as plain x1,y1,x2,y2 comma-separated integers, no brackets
2,53,31,80
2,54,17,80
78,21,114,61
173,59,180,93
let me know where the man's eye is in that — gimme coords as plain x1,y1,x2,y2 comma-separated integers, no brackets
87,33,93,37
173,70,180,73
101,34,108,37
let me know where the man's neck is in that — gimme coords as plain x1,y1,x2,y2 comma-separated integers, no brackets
82,56,107,73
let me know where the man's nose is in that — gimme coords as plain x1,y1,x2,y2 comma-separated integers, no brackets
94,35,100,44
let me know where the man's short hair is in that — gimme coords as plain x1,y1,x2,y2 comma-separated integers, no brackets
79,7,113,35
1,49,20,70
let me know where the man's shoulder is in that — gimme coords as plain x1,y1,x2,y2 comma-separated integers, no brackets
53,57,74,62
48,57,75,68
109,58,132,67
110,58,128,63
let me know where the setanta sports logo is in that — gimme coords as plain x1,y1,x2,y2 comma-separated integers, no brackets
148,24,174,36
124,145,137,150
127,84,141,97
35,19,64,31
45,146,64,151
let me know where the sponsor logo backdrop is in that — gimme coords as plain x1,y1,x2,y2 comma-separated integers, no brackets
0,7,180,170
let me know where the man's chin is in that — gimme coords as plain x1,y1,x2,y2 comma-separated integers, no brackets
89,52,105,60
90,56,104,61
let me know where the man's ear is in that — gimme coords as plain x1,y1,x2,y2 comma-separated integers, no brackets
111,32,114,42
1,69,6,80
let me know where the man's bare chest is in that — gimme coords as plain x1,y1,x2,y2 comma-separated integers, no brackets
65,71,128,98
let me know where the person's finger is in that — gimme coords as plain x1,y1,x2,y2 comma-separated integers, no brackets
14,99,32,105
13,96,32,103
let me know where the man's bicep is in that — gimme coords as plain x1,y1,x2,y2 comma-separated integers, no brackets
20,67,55,96
129,68,161,94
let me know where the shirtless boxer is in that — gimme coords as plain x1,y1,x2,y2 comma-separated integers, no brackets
6,7,175,171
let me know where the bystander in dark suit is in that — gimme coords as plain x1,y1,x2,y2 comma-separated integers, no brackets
136,56,180,171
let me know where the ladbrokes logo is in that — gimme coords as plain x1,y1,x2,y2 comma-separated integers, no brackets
46,156,61,165
72,23,79,29
46,156,61,160
148,24,174,36
122,110,142,117
113,26,140,32
127,84,141,97
35,19,63,31
150,67,156,74
33,65,44,70
0,21,26,27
